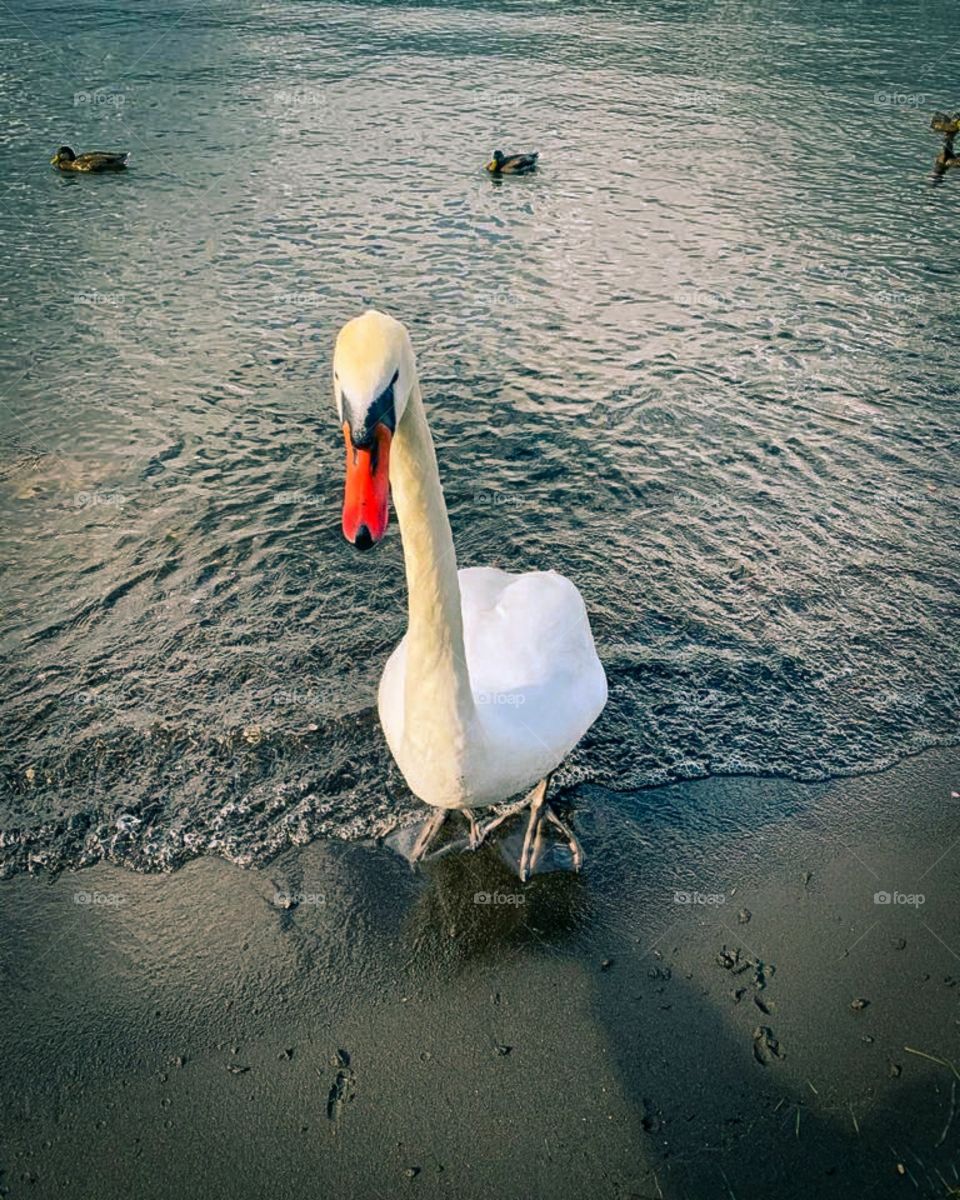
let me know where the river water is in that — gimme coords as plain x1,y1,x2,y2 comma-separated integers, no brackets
1,0,957,874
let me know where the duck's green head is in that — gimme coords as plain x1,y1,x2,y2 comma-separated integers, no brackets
485,150,505,173
51,146,76,166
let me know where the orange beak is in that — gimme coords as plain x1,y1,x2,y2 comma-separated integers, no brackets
342,422,391,550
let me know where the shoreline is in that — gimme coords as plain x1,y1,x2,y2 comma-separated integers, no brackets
3,735,958,880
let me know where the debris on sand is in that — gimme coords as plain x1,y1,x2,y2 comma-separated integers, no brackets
850,998,870,1011
737,908,752,925
903,1045,960,1081
226,1064,250,1074
716,945,773,990
404,1167,421,1179
493,1044,512,1057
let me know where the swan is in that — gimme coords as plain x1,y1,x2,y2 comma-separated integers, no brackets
333,310,607,879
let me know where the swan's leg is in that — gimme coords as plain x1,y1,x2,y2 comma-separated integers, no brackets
459,807,481,850
409,809,447,864
545,806,583,873
528,808,548,875
518,779,548,882
477,781,545,845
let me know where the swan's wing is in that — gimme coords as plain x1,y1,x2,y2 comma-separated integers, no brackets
459,566,607,714
458,567,607,799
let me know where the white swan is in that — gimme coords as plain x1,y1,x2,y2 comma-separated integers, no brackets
333,311,607,878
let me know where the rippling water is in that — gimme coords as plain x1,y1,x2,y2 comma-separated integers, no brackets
1,0,957,874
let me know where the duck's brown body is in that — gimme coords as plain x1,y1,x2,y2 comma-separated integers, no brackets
930,114,960,182
485,150,538,176
51,147,128,172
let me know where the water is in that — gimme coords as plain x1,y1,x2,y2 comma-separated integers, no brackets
1,0,957,876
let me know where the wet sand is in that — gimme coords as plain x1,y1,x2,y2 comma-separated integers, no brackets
1,748,959,1199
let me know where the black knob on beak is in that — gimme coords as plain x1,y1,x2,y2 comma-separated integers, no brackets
354,524,374,551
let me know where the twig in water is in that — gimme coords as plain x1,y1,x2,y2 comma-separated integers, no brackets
849,1103,860,1135
936,1079,957,1149
806,1079,819,1096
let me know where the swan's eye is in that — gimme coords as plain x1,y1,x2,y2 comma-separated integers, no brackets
346,368,400,446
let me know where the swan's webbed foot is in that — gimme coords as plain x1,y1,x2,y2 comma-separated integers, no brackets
409,807,482,865
478,776,583,881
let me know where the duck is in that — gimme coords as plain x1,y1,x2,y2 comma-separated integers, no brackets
51,146,128,172
485,150,538,176
931,112,960,136
333,310,606,879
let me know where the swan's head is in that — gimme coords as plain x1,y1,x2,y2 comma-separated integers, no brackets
333,310,415,550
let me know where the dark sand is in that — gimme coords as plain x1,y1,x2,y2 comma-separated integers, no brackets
2,748,959,1199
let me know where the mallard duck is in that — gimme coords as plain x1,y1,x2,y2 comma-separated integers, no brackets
485,150,538,176
931,112,960,136
51,146,128,172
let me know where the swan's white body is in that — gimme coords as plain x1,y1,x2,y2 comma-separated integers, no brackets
334,311,607,816
379,565,607,809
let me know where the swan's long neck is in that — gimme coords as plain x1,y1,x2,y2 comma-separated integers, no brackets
390,379,476,757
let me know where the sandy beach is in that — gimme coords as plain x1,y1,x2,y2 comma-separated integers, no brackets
2,747,958,1200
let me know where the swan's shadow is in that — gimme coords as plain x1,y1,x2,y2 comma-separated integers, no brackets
389,822,591,973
